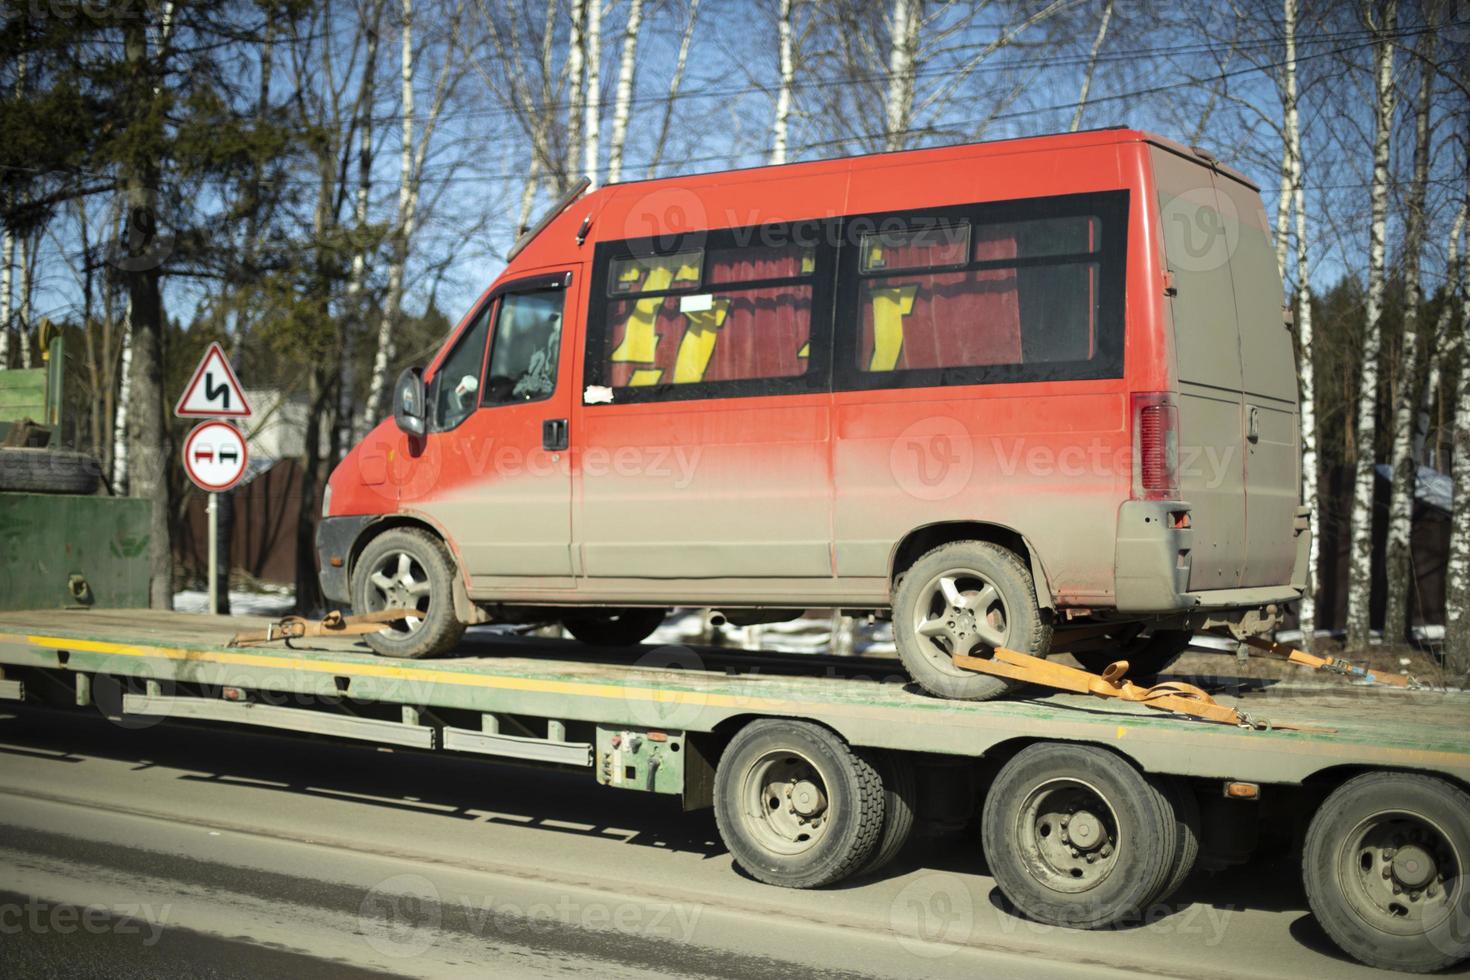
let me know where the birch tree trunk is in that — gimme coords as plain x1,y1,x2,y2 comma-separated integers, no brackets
112,301,132,492
770,0,795,165
1383,25,1437,644
1447,175,1470,677
882,0,919,152
1344,0,1397,651
1282,0,1321,648
17,231,32,369
1418,209,1464,466
565,0,586,188
1069,0,1111,133
342,1,382,445
583,0,602,187
606,0,643,184
0,223,11,370
362,0,418,435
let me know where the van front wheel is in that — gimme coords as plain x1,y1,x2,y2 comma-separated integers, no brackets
892,541,1051,701
352,528,467,659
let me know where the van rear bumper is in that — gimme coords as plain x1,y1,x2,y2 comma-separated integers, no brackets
1112,500,1306,614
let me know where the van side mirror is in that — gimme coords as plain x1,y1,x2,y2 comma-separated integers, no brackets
393,366,427,437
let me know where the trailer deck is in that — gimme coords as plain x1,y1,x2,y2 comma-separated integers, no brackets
1,609,1465,786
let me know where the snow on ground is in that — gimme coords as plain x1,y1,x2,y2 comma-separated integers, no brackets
172,587,296,617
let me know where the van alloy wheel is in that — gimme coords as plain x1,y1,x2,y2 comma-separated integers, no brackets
913,567,1011,663
365,551,432,633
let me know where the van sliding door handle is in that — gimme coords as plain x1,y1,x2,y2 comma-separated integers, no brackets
542,418,569,451
1246,406,1260,443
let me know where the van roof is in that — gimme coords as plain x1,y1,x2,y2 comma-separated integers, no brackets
587,127,1259,195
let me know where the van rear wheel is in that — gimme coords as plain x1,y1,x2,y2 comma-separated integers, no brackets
352,528,466,659
892,541,1051,700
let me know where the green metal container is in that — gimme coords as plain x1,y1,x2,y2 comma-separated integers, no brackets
0,492,151,609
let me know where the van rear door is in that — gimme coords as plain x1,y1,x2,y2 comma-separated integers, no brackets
1211,175,1299,587
1151,147,1247,591
1150,145,1299,593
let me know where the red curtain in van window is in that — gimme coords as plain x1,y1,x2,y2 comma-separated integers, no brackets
606,281,812,387
859,232,1021,371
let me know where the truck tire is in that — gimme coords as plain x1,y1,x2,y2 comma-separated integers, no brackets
892,541,1051,701
981,742,1176,929
860,749,918,876
1154,777,1201,905
352,528,466,659
714,718,884,888
1302,771,1470,973
1072,630,1193,679
562,608,666,647
0,447,102,494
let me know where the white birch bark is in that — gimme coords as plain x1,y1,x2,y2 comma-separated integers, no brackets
1282,0,1321,648
1383,26,1437,642
1447,178,1470,676
1069,0,1112,133
1345,0,1398,651
17,231,32,369
770,0,795,165
882,0,919,152
606,0,643,183
112,300,133,493
565,0,586,188
583,0,602,187
343,3,382,443
1417,209,1464,466
0,223,11,370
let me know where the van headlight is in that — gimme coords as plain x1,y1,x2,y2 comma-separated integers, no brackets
321,483,333,518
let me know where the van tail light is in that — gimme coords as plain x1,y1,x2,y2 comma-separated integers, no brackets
1132,392,1179,501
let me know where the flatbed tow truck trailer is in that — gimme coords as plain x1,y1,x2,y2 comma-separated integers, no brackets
0,609,1467,973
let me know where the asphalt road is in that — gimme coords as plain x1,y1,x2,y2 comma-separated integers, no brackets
0,704,1437,979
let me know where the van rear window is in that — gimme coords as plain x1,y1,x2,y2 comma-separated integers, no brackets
845,202,1118,383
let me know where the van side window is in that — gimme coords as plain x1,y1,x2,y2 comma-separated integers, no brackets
483,288,565,405
430,301,493,431
594,238,817,393
840,192,1126,387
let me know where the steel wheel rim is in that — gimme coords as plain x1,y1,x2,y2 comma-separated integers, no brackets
365,550,432,633
1015,777,1122,894
1337,809,1459,937
912,566,1010,676
740,749,833,856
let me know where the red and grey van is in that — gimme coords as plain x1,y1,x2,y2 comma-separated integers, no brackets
318,128,1309,700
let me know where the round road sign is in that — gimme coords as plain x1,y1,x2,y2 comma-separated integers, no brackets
182,420,248,492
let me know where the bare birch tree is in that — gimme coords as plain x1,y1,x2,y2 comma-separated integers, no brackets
0,223,11,370
565,0,587,188
1383,20,1439,644
584,0,604,187
1446,168,1470,677
360,0,466,434
606,0,644,183
882,0,920,151
646,0,701,177
770,0,796,164
1344,0,1398,650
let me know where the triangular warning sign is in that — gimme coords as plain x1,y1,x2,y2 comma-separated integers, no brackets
174,341,253,418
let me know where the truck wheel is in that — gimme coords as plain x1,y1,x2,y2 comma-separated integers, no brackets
1303,771,1470,973
982,742,1176,928
860,749,918,876
1072,630,1193,679
562,608,666,647
714,719,884,888
892,541,1051,700
1155,777,1201,905
352,528,466,659
0,447,101,494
